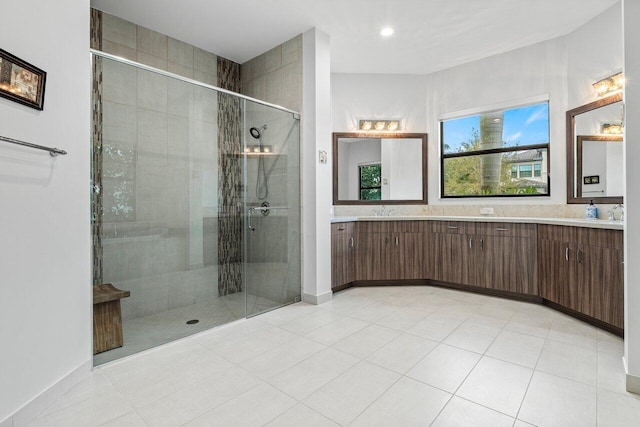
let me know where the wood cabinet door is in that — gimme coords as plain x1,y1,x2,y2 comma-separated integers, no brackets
472,235,491,288
538,239,572,305
356,232,391,280
588,247,624,328
394,232,424,279
574,244,599,317
345,234,356,284
331,233,350,289
483,236,536,294
433,233,472,285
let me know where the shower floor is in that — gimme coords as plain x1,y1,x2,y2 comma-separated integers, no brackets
93,291,281,365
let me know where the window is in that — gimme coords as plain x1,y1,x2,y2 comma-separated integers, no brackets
441,101,549,197
359,163,382,200
519,164,532,178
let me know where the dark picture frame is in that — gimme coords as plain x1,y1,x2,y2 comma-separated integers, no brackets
0,48,46,110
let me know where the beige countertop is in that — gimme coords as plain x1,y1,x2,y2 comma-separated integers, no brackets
331,215,624,230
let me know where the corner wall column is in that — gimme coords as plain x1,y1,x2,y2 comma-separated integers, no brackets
301,28,333,304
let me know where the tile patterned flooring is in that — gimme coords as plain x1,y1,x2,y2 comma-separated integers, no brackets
94,292,280,365
29,286,640,426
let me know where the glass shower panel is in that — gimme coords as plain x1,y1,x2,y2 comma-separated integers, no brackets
94,57,244,364
243,99,301,317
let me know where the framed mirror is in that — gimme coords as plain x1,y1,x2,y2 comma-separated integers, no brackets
332,132,428,205
566,93,623,204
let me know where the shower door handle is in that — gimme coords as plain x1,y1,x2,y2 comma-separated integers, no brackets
247,208,256,231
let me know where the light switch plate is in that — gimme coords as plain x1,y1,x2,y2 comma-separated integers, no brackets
319,150,327,164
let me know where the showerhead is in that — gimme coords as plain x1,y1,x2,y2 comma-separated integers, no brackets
249,124,267,139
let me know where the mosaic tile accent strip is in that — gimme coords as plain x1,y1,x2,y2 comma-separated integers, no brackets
91,9,104,285
217,57,243,296
90,8,102,50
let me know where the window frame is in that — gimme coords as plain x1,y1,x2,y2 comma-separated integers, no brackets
439,101,550,198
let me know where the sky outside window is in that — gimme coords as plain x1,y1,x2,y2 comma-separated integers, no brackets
443,103,549,154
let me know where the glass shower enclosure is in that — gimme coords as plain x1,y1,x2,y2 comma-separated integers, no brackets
91,51,301,364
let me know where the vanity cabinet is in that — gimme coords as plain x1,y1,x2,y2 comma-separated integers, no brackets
355,221,424,281
431,221,476,286
331,222,355,290
538,225,623,328
431,221,537,295
330,219,623,333
474,223,537,295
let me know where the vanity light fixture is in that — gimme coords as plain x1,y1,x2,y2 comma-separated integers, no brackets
358,119,401,132
593,72,624,97
602,123,623,135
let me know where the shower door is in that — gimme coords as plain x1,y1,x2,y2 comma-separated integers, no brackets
243,99,301,317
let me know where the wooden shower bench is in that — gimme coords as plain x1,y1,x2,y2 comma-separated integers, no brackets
93,283,130,354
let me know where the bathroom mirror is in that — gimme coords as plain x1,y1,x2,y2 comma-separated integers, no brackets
332,132,427,205
566,93,623,204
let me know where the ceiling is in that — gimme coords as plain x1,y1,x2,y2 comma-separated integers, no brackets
90,0,620,75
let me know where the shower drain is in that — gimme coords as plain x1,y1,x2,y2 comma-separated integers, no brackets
186,319,199,325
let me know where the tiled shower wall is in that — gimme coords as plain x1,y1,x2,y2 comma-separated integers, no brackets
92,9,243,320
242,35,303,112
241,36,303,302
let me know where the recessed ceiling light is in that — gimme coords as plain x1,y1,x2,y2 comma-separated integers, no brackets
380,27,394,37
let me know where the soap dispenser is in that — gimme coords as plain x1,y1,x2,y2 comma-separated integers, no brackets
586,200,598,219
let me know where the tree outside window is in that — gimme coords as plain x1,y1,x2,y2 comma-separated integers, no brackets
359,163,382,200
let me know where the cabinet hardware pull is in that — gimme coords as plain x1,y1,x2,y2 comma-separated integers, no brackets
469,237,472,249
565,247,569,261
447,226,458,229
481,238,484,251
496,228,508,231
349,237,354,248
395,236,399,246
577,249,582,264
338,227,345,231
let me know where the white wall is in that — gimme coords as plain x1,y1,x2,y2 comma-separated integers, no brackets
567,2,623,109
383,138,423,200
423,39,567,205
0,0,91,422
331,74,427,132
331,3,623,207
623,0,640,394
341,140,381,199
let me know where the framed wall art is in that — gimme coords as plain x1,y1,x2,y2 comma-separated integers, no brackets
0,48,46,110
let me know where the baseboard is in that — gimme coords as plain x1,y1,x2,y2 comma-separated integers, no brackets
4,359,92,427
303,290,333,305
623,357,640,394
542,299,623,337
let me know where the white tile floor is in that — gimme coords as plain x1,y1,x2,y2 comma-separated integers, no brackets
94,292,281,365
29,286,640,426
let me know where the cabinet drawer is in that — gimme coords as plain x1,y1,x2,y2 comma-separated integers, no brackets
538,225,621,249
358,221,423,234
432,221,475,234
475,222,536,238
332,222,354,236
587,228,623,250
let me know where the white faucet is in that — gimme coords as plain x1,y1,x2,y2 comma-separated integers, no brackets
608,204,624,221
373,206,387,216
